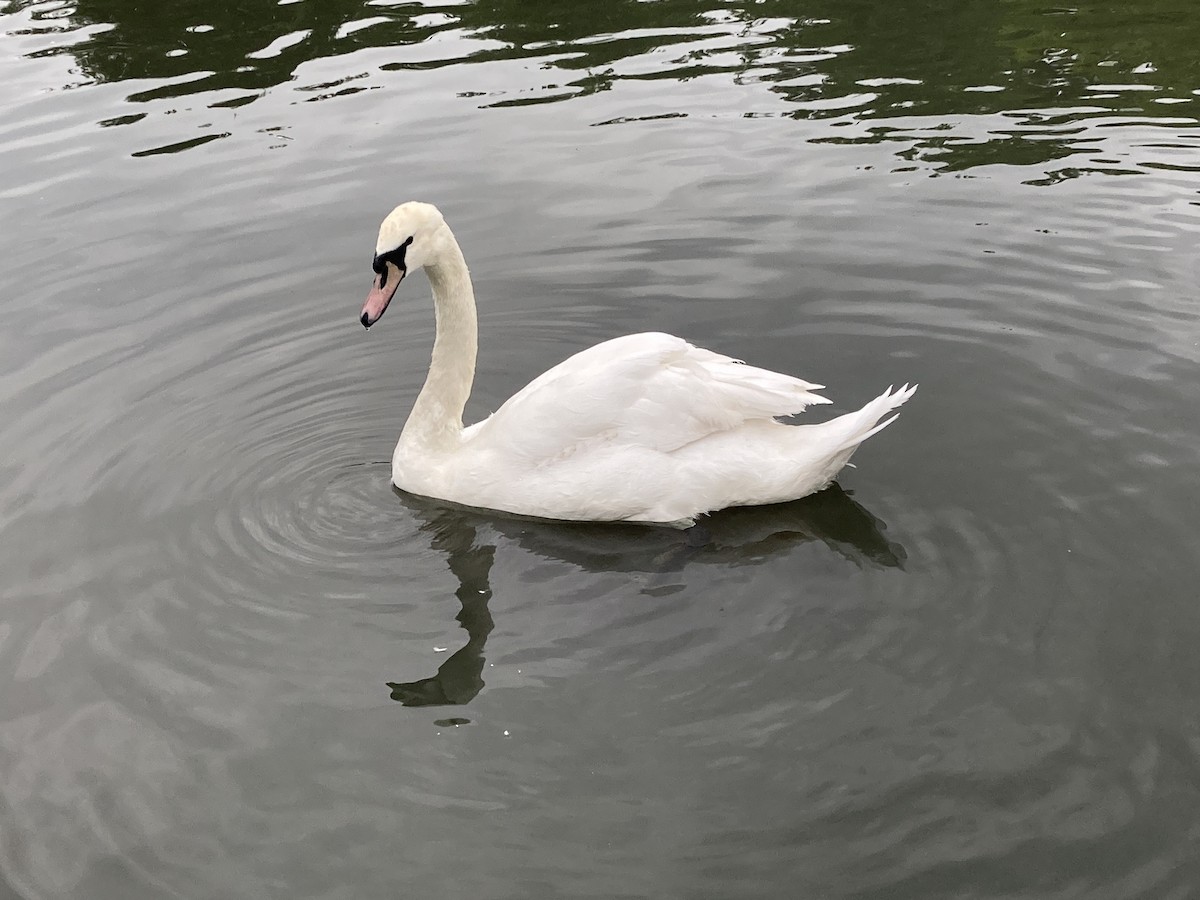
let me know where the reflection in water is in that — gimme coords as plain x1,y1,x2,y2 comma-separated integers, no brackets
386,515,495,707
15,0,1200,172
388,483,904,706
4,0,1200,894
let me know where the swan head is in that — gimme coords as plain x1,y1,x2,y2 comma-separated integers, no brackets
361,201,447,328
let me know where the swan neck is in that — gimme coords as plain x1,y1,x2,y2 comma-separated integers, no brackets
402,228,477,450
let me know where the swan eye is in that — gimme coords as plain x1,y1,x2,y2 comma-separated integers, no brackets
372,235,415,288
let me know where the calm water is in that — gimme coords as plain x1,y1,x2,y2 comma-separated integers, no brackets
2,0,1200,897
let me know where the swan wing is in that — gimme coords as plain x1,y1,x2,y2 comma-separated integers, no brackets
467,332,831,460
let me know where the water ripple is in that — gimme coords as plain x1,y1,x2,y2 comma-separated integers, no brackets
4,0,1200,897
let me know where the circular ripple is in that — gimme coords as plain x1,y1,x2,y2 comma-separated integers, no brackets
156,322,430,606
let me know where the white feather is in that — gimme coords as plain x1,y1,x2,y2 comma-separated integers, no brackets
365,202,917,526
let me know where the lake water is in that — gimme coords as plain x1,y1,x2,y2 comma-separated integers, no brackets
2,0,1200,897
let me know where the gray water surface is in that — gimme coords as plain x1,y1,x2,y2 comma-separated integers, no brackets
2,0,1200,897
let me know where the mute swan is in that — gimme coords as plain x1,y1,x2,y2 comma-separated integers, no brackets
360,202,915,527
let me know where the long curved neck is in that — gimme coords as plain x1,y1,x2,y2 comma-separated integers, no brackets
401,228,478,452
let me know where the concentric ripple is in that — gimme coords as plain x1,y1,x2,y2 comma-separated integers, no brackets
4,0,1200,896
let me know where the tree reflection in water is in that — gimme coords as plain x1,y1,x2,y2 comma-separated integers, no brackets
386,483,905,707
36,0,1198,173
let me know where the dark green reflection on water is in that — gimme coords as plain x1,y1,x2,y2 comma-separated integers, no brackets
387,484,903,707
17,0,1200,169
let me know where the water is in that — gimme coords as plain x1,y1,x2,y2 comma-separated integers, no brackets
2,0,1200,896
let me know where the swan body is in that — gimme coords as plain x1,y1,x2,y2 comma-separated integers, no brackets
360,202,915,527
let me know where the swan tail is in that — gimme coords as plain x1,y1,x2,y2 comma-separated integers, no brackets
827,383,918,454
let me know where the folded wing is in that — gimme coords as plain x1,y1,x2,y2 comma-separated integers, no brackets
468,332,830,461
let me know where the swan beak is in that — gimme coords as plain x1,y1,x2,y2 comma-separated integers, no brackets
361,262,404,329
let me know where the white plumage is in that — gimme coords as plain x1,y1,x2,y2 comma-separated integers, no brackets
360,202,916,527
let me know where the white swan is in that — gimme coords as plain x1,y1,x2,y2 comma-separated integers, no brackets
360,202,915,527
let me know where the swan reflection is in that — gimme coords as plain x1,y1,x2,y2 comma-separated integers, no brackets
387,484,905,706
385,513,495,707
